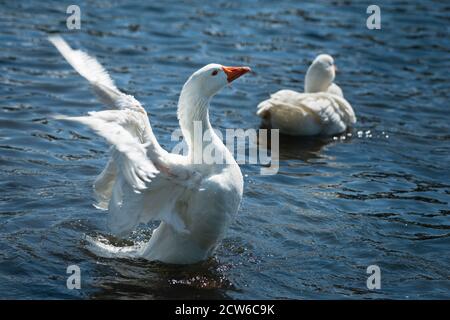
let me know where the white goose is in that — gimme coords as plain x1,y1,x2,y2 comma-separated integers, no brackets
49,36,250,264
257,54,356,136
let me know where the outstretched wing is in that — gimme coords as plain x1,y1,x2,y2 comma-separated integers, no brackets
49,35,143,111
55,110,159,191
50,36,202,236
257,89,356,135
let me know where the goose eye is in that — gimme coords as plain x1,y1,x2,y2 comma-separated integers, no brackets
211,70,219,76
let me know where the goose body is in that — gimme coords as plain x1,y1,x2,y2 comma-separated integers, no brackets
49,36,250,264
257,54,356,136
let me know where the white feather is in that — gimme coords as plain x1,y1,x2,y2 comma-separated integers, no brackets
54,111,158,190
48,35,117,90
257,54,356,136
257,90,355,136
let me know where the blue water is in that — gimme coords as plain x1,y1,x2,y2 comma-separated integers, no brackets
0,0,449,299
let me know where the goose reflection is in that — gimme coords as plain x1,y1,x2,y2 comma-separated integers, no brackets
257,124,350,163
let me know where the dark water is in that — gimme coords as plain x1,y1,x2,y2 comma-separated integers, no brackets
1,0,449,299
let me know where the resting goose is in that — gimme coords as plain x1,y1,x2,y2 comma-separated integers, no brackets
257,54,356,136
49,36,250,264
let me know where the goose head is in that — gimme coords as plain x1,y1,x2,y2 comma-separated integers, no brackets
178,64,251,144
304,54,337,93
183,63,251,98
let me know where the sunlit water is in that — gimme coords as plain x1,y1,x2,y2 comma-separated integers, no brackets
0,0,449,299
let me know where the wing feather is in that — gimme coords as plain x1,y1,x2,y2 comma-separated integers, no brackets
51,36,203,237
54,111,159,191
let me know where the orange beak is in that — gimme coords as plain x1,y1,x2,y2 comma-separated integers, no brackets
222,66,251,83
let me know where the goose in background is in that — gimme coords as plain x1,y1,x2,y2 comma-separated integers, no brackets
49,36,250,264
257,54,356,136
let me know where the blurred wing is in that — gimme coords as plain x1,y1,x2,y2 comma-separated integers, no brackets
50,36,203,236
55,109,201,237
55,110,159,191
49,35,142,111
